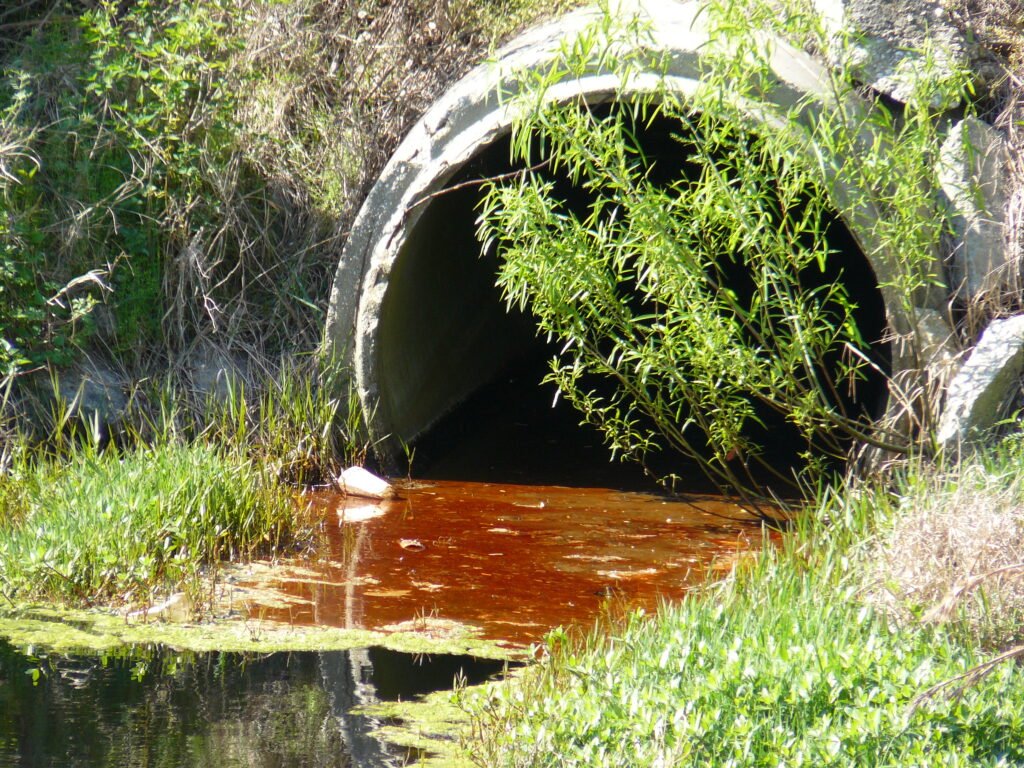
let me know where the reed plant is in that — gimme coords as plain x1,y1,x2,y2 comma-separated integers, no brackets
207,355,367,485
0,357,354,611
122,355,368,486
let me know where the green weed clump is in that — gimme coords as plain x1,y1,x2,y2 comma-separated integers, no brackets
0,442,302,608
469,471,1024,767
0,0,244,368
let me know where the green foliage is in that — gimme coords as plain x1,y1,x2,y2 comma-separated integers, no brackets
469,469,1024,767
0,353,363,613
479,0,973,496
0,0,576,376
0,0,245,365
0,89,52,374
0,441,301,607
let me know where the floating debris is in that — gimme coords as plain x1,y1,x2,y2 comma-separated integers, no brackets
335,466,395,500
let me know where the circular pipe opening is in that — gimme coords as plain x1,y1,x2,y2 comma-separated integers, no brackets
327,0,929,490
375,109,891,488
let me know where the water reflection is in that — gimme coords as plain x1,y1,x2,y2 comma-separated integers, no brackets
0,640,505,767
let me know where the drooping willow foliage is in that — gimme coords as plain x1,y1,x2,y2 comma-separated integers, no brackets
478,0,973,499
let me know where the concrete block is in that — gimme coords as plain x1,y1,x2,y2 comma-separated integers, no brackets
938,117,1012,302
812,0,971,105
937,314,1024,451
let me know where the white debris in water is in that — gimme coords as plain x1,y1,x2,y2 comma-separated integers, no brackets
596,568,660,579
335,466,395,499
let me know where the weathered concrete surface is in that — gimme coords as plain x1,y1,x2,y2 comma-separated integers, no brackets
812,0,972,104
937,314,1024,451
938,117,1012,303
324,0,1023,469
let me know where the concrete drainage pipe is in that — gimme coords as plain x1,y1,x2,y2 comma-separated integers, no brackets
325,0,937,467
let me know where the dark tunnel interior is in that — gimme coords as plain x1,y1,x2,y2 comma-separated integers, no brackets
378,106,892,493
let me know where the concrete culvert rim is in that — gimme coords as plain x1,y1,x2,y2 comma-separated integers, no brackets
325,0,932,473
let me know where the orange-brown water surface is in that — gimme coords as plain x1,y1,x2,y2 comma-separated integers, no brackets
231,480,774,647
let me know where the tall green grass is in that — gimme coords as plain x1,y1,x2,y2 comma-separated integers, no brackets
0,442,301,608
0,352,362,612
191,356,367,486
468,462,1024,767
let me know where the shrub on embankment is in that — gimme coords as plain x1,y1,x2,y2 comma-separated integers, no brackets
0,0,575,380
468,446,1024,766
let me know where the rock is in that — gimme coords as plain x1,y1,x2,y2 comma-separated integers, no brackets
186,344,249,404
936,314,1024,452
58,361,128,425
914,308,960,368
858,308,962,473
7,355,128,443
812,0,972,105
937,117,1012,303
335,466,395,500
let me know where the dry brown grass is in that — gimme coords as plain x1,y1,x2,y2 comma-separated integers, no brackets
1,0,583,452
170,0,581,401
871,461,1024,645
160,0,580,376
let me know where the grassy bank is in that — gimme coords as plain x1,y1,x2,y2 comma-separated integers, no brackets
467,444,1024,766
0,0,575,613
0,441,305,610
0,354,365,612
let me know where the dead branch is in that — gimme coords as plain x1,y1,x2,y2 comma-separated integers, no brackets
907,644,1024,719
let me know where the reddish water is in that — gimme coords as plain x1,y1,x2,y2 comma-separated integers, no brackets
234,480,773,647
